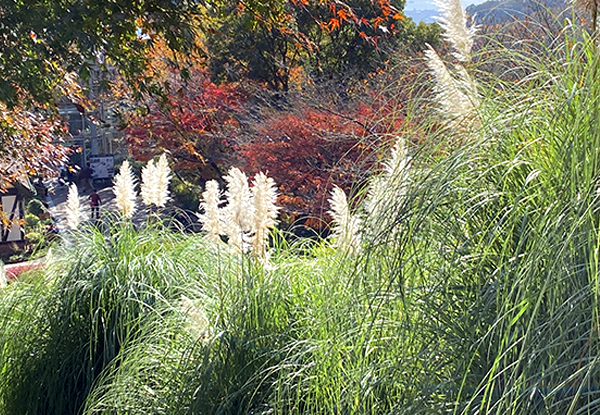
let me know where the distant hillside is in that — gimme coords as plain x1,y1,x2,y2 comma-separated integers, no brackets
405,0,570,25
466,0,569,24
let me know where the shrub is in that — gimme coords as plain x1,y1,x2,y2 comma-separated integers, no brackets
23,213,40,229
26,198,45,216
170,176,201,211
240,105,394,226
24,231,42,246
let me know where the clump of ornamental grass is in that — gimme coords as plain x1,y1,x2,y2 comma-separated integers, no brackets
198,167,279,259
65,183,81,230
81,305,202,414
356,11,600,415
140,153,171,208
113,160,137,219
5,4,600,415
0,222,209,415
80,228,381,415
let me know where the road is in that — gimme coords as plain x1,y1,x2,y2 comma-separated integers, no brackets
45,180,117,232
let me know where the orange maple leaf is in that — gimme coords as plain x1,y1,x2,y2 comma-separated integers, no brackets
328,18,340,31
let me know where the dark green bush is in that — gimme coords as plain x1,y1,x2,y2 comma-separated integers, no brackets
26,199,45,216
171,176,201,211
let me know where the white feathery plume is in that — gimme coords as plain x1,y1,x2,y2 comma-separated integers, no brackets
365,138,412,238
197,180,223,244
180,295,211,340
141,153,171,207
434,0,477,62
65,183,81,230
154,153,171,207
250,172,279,258
425,45,478,124
113,160,137,219
366,138,411,217
140,159,156,206
364,176,387,219
223,167,254,253
384,138,411,177
455,64,479,102
328,186,361,253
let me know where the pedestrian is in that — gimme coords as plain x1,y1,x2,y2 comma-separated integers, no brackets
89,189,101,220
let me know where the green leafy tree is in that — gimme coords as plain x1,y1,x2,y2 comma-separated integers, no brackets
0,0,201,186
295,0,408,78
204,0,309,91
204,0,440,91
0,0,200,108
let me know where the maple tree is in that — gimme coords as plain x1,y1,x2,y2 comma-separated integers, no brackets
122,36,424,222
121,42,248,190
111,0,436,222
0,103,70,190
239,93,404,227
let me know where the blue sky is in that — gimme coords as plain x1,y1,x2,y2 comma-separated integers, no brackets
405,0,487,10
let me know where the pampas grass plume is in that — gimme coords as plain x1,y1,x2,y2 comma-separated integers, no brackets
198,180,223,244
0,263,7,289
140,159,156,207
434,0,476,62
425,45,476,121
250,172,279,258
113,160,137,219
223,167,254,252
328,185,361,253
180,295,211,340
385,138,410,177
366,138,411,218
141,153,171,207
154,153,171,207
65,183,81,230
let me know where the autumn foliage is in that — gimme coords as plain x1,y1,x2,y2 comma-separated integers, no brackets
240,100,403,227
122,42,408,226
0,103,69,190
123,66,247,182
117,5,423,227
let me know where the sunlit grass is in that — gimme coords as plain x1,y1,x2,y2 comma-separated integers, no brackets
2,13,600,415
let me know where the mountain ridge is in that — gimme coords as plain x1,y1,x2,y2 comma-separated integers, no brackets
405,0,570,24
